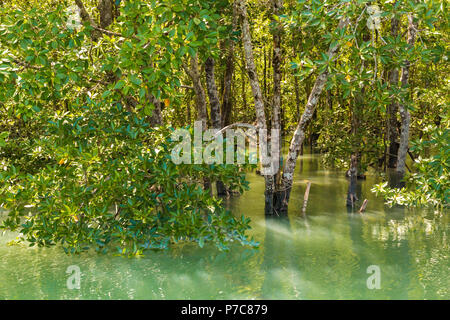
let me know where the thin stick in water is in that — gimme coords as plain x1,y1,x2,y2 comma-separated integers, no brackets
302,181,312,213
359,199,368,213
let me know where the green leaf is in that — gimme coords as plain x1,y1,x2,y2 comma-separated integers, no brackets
114,80,126,90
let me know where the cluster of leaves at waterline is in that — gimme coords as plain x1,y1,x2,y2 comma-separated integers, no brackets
0,101,256,255
372,115,449,209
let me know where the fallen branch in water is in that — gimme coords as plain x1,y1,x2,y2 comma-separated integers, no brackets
359,199,368,213
302,181,311,214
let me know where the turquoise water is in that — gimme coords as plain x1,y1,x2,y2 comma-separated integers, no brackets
0,155,448,299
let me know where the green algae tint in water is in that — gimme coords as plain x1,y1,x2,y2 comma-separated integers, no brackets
0,155,448,299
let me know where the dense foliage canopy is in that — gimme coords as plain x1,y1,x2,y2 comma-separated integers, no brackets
0,0,448,254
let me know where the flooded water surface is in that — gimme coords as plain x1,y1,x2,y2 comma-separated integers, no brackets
0,155,448,299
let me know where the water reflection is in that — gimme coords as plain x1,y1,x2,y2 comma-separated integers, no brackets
260,216,300,299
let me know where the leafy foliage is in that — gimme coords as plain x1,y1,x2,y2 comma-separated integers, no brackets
372,115,449,208
0,99,256,254
0,0,257,255
0,0,448,258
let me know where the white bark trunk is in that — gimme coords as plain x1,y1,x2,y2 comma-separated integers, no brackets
183,55,208,129
282,18,349,191
205,57,222,130
271,0,283,188
221,1,238,127
237,0,275,214
396,14,417,177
